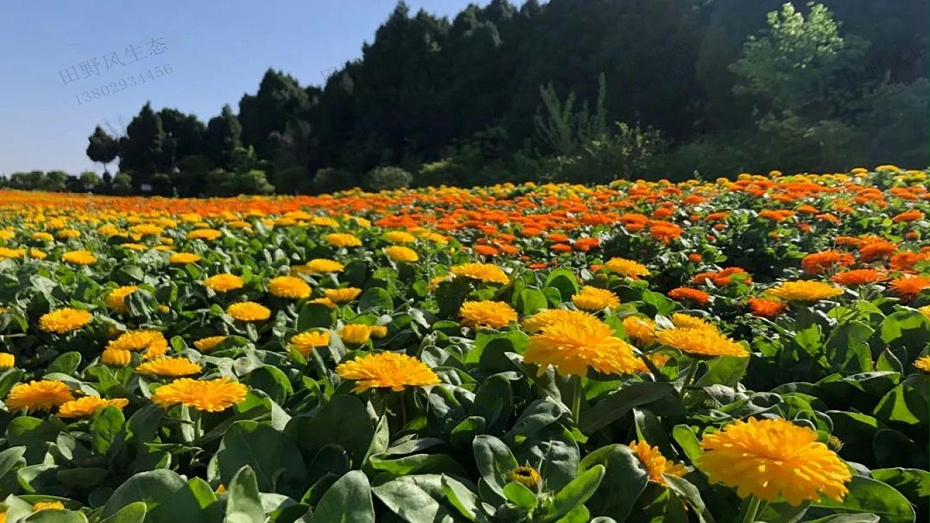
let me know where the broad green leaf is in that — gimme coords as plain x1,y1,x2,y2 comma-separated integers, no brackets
579,444,648,520
536,465,604,522
358,287,393,312
216,420,307,493
473,435,519,503
372,474,455,522
581,382,675,434
503,481,538,510
308,470,374,523
812,475,915,523
226,466,265,523
285,395,374,469
98,501,147,523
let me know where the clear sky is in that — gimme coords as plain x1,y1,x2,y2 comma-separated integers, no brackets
0,1,487,176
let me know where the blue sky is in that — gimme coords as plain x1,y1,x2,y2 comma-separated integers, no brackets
0,1,487,176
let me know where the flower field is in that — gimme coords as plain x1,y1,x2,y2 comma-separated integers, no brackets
0,167,927,522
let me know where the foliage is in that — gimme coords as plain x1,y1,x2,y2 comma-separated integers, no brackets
364,166,413,192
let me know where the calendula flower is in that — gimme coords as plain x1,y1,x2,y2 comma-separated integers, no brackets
226,302,271,321
384,231,416,244
801,251,855,275
506,466,541,492
385,245,419,263
657,328,748,358
369,325,388,338
572,286,620,310
107,330,169,360
57,396,129,418
325,233,362,247
106,285,141,314
5,380,74,412
62,250,97,265
668,287,711,306
831,269,888,286
309,297,337,309
670,313,716,331
169,252,202,264
913,356,929,372
622,316,657,345
31,231,54,242
450,263,509,285
194,336,227,352
203,274,244,292
525,313,643,377
38,308,92,334
268,276,312,299
523,309,597,333
136,357,202,377
889,275,929,301
459,300,518,329
748,297,787,319
629,441,688,485
101,348,132,366
697,417,852,506
152,377,248,412
603,257,649,278
305,258,345,274
187,228,222,241
289,330,330,356
766,281,843,302
339,324,372,344
0,353,14,369
32,501,66,512
324,287,362,303
336,352,440,393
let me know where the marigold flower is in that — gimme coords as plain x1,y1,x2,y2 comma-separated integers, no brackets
107,330,168,359
339,324,372,344
335,352,440,393
889,274,929,301
38,308,92,334
748,297,787,319
629,441,687,485
268,276,311,299
226,302,271,322
5,380,74,412
187,228,222,241
506,466,541,492
324,287,362,303
831,269,888,286
450,263,509,285
523,309,597,333
385,246,419,262
657,328,748,358
106,285,141,314
668,287,711,306
766,281,843,302
460,300,518,329
603,257,650,278
572,286,620,311
32,501,66,512
136,357,202,377
325,233,362,247
801,251,854,275
152,377,248,412
169,252,202,264
696,417,852,506
913,356,929,372
369,325,388,338
62,250,97,265
57,396,129,418
622,316,657,345
385,231,417,244
0,353,13,369
670,313,716,331
194,336,227,352
289,330,330,356
203,274,245,292
305,258,345,274
525,314,643,377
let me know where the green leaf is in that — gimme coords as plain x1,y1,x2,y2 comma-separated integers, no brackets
579,444,648,520
23,510,88,522
0,446,26,493
473,373,514,433
874,374,928,425
694,356,749,388
581,382,675,434
537,465,604,522
372,474,455,522
47,351,82,375
226,466,265,523
671,425,703,462
308,470,374,523
812,475,915,523
297,303,336,330
473,435,519,503
243,365,294,404
98,501,147,523
503,481,538,510
824,322,874,373
516,287,549,316
544,269,580,303
871,468,928,516
358,287,394,312
90,406,125,456
101,469,186,522
805,515,880,523
441,475,482,522
216,420,306,494
285,395,374,468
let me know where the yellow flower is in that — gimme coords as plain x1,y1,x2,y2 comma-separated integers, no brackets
57,396,129,418
525,312,643,377
309,297,337,309
506,466,542,492
101,348,132,366
289,330,330,356
107,330,169,360
29,248,48,260
187,228,222,241
920,306,929,318
268,276,312,299
226,302,271,322
339,324,372,344
622,316,657,346
131,224,164,236
305,258,345,274
121,243,146,251
450,263,509,285
572,286,620,310
57,229,81,239
62,250,98,265
38,308,92,334
0,353,14,369
325,233,363,247
194,336,227,352
385,246,419,262
696,417,852,506
106,285,141,314
369,325,388,338
336,352,440,393
670,313,716,331
31,232,54,242
169,252,202,264
604,257,650,278
629,441,687,485
32,501,66,512
656,328,748,358
203,274,245,292
152,377,248,412
324,287,362,303
914,356,929,372
384,231,417,244
459,300,518,329
136,357,202,377
523,309,597,333
766,281,843,302
5,380,74,412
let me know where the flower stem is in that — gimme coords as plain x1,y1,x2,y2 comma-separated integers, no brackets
570,375,583,424
737,496,761,523
684,360,700,389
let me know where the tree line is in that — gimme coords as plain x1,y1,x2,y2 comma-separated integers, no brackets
4,0,927,195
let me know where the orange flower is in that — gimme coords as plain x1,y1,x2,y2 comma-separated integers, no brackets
748,298,786,319
800,251,854,275
892,210,923,222
890,275,929,301
859,238,897,262
832,269,888,286
668,287,711,306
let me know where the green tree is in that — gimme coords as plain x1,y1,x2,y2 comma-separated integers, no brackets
86,126,120,175
119,102,167,192
78,171,102,191
533,74,608,157
238,69,314,161
204,104,243,171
